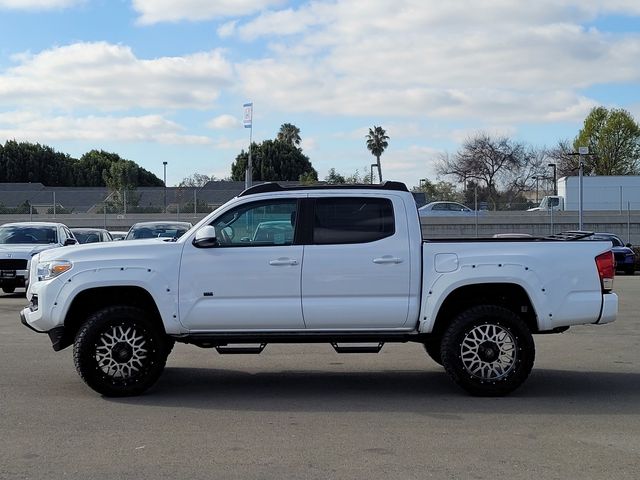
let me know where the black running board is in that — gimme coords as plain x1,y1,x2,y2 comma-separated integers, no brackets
331,342,384,353
215,343,267,354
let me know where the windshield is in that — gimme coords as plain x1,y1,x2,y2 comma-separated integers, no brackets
0,226,58,245
125,224,190,240
73,231,102,244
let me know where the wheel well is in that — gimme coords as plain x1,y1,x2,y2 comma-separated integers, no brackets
59,286,165,350
430,283,538,338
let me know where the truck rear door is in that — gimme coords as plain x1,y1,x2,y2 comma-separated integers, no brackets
301,194,413,329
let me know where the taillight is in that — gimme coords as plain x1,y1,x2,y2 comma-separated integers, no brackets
595,251,615,292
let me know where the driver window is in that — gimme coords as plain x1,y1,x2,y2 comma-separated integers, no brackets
211,199,297,247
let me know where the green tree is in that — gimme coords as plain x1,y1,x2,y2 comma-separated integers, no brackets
366,126,389,182
102,158,148,213
0,140,75,185
412,179,462,202
0,142,163,187
574,107,640,175
277,123,302,147
230,140,317,182
325,167,373,184
325,168,346,184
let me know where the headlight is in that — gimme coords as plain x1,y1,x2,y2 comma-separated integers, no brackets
36,260,73,281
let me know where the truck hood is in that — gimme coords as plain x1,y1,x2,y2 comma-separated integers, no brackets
36,239,182,265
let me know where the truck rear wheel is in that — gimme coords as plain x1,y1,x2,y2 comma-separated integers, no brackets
441,305,535,396
73,306,167,397
2,286,16,294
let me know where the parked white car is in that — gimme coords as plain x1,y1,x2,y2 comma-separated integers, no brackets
0,222,77,293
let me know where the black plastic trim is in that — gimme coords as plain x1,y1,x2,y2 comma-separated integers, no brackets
331,342,384,353
425,231,596,243
174,331,425,346
238,181,409,197
47,326,69,351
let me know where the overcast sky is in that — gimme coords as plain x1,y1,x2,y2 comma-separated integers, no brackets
1,0,639,187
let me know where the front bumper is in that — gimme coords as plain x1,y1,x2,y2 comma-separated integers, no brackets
20,308,67,351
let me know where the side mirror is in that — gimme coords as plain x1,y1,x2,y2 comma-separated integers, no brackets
64,238,78,246
192,226,218,248
626,243,633,248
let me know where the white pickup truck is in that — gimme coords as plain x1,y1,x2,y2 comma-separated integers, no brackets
21,182,618,397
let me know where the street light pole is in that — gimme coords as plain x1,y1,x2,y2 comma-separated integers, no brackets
547,163,557,196
533,176,539,203
163,161,168,213
568,148,590,230
577,147,588,230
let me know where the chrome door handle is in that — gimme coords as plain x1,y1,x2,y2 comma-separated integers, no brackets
269,258,298,266
373,256,403,264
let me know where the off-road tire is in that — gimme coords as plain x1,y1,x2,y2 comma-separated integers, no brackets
441,305,535,396
73,306,167,397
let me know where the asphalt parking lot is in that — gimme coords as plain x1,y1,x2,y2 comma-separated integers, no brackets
1,278,639,480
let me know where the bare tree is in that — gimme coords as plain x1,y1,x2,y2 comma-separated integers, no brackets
547,139,582,177
178,173,216,188
437,133,540,210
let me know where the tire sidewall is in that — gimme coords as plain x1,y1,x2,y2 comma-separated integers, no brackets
441,305,535,396
74,307,166,397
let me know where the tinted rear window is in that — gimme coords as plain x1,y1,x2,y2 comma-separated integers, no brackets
313,197,394,245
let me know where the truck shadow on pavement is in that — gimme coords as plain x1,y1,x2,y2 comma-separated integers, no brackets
108,367,640,415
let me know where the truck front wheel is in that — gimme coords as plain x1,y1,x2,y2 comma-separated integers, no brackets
441,305,535,396
73,306,168,397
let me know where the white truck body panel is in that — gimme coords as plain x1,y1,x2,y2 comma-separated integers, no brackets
27,240,185,334
420,240,612,333
179,243,305,331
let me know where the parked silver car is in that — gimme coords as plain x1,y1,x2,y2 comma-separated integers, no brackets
418,201,476,216
0,222,77,293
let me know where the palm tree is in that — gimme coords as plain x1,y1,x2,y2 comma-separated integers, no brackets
277,123,302,147
366,126,389,182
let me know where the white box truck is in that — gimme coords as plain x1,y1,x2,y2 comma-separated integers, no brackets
528,175,640,211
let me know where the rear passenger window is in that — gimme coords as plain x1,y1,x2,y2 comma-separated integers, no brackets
313,197,394,245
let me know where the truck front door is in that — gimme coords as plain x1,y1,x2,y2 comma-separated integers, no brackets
178,198,304,331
